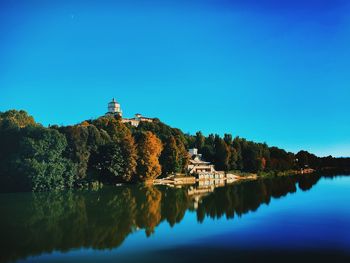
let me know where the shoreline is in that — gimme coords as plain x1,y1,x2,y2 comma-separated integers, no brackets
152,168,316,187
153,174,258,187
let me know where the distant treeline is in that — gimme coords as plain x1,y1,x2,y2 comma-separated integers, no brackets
0,110,349,192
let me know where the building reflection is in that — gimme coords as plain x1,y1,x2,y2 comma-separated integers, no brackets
0,174,322,263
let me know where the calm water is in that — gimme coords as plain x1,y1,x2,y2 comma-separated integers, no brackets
0,174,350,263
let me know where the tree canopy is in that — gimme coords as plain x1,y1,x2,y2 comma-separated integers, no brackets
0,109,349,192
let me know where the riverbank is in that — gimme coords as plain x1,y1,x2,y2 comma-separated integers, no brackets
153,168,315,187
257,168,315,178
153,173,257,187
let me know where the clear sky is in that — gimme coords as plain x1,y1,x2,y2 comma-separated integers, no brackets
1,0,350,157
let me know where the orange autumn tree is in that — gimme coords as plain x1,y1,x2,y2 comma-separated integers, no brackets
136,131,163,181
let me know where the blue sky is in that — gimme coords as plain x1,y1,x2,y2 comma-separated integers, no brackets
1,0,350,157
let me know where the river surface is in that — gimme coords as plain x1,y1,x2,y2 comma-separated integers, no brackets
0,174,349,263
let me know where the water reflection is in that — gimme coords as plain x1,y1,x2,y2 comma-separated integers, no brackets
0,174,322,263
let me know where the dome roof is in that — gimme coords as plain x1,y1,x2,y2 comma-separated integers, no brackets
109,98,119,104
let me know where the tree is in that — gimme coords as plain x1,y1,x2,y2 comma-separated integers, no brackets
91,116,137,181
59,125,90,180
16,126,77,191
296,150,319,169
241,140,261,172
159,135,188,175
160,136,180,175
269,147,295,171
175,136,190,173
214,135,230,171
194,131,205,151
136,120,189,176
202,145,215,163
0,110,38,180
228,147,239,170
0,110,35,128
232,137,243,170
136,131,163,181
119,132,137,181
224,133,233,146
184,133,196,149
58,124,111,180
90,142,125,183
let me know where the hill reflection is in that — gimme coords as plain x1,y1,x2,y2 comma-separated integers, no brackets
0,174,321,263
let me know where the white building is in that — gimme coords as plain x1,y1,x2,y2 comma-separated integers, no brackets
106,98,122,117
122,113,154,127
105,99,154,127
189,148,198,156
187,148,215,175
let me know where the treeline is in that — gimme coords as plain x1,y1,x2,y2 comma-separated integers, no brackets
185,132,296,172
0,110,349,192
296,150,350,171
185,132,350,174
0,110,189,192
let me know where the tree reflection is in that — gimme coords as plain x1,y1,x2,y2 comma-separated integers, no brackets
161,187,191,227
196,176,299,222
0,173,323,263
135,186,162,236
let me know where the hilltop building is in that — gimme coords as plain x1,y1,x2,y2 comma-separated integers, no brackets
105,98,154,127
122,113,154,127
106,98,122,117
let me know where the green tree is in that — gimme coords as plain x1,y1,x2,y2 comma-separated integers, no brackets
159,135,189,175
16,126,77,191
160,136,180,175
224,133,233,146
175,136,190,173
91,116,137,181
90,142,125,183
214,135,230,171
58,124,111,181
232,137,243,170
228,147,239,170
194,131,205,151
0,110,38,179
269,147,295,171
241,140,261,172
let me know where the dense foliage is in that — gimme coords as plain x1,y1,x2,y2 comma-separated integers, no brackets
185,132,350,174
0,110,349,192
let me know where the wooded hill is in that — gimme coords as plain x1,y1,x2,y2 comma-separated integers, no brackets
0,110,349,192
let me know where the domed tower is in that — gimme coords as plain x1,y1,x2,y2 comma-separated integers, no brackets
106,98,122,117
